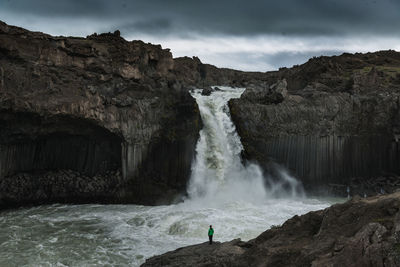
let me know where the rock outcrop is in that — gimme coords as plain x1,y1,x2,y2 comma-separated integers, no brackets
228,52,400,195
0,21,201,207
172,50,400,195
143,192,400,266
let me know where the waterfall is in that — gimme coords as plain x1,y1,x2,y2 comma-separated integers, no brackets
0,88,336,267
188,86,303,203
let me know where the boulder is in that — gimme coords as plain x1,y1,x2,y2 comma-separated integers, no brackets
201,86,213,96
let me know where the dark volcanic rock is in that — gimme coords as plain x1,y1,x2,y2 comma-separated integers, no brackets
172,56,243,87
200,86,222,96
143,240,247,267
0,21,201,207
201,86,213,96
173,51,400,195
1,19,400,207
228,51,400,193
143,192,400,267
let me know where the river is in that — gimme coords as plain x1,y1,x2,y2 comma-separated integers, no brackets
0,87,340,266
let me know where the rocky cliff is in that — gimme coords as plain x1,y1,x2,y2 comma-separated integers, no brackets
143,192,400,266
0,21,202,207
170,50,400,196
227,51,400,195
1,20,400,207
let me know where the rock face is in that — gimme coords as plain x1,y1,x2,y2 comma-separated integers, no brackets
0,21,201,207
143,192,400,266
170,52,400,194
228,52,400,194
1,20,400,207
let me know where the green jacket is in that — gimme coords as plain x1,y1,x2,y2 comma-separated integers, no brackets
208,228,214,236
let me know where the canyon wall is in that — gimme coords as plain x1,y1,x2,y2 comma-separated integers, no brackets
171,49,400,194
1,20,400,207
0,21,200,207
228,52,400,193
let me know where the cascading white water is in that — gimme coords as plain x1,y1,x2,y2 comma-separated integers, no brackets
0,87,340,267
188,86,302,202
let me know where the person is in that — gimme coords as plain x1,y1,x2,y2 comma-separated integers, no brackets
208,225,214,244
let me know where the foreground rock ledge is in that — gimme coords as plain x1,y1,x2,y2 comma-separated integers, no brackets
143,192,400,266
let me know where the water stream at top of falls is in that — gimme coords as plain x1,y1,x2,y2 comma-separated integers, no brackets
188,86,303,203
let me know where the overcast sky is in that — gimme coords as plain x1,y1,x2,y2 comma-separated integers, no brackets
1,0,399,71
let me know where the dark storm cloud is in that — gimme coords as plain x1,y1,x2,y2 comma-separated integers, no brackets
1,0,399,71
1,0,399,36
119,18,173,35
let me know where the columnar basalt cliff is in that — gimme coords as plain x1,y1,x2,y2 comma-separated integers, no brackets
227,52,400,194
143,192,400,267
0,21,202,207
1,20,400,207
171,50,400,195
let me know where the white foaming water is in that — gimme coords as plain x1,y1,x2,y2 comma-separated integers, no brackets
0,87,342,266
188,86,302,202
0,199,337,266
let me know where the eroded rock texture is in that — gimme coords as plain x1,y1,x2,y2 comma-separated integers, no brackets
0,21,201,207
1,19,400,207
228,52,400,194
174,51,400,195
143,192,400,267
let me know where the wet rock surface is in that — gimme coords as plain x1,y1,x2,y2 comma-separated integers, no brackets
143,192,400,267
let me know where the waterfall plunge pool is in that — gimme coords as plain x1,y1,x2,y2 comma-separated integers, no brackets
0,87,344,266
0,198,341,266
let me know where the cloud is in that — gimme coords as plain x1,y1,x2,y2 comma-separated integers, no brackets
120,18,173,34
1,0,400,37
0,0,399,71
127,34,400,71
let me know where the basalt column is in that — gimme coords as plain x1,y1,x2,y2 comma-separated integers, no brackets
0,111,123,207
